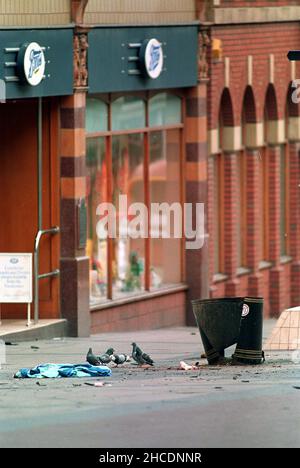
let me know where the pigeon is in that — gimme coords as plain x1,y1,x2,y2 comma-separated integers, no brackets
106,348,115,356
113,353,130,366
131,342,154,366
86,348,101,366
97,348,115,364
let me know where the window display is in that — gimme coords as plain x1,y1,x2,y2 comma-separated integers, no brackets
86,93,184,304
86,137,108,303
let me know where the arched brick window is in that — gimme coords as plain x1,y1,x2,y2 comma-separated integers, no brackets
238,86,256,268
212,89,234,275
261,84,278,261
279,84,296,257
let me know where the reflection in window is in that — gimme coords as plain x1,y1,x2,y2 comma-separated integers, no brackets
150,130,181,288
86,138,108,303
112,134,145,298
112,97,146,131
86,98,108,133
149,93,182,127
86,94,184,305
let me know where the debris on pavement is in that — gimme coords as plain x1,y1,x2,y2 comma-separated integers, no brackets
84,381,112,387
179,361,199,371
14,363,112,379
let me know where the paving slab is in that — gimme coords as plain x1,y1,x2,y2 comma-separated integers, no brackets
0,320,299,448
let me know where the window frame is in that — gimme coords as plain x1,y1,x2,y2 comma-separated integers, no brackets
261,111,270,262
280,111,290,258
211,150,225,276
236,148,247,269
86,91,185,304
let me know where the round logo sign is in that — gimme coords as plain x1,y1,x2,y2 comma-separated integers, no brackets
18,42,45,86
140,38,164,80
242,304,250,318
10,258,19,264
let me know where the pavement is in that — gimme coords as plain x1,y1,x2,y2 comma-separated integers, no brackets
0,319,299,448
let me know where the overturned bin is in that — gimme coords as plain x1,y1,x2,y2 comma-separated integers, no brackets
192,297,264,365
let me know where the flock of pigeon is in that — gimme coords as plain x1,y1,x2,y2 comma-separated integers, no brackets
86,342,154,367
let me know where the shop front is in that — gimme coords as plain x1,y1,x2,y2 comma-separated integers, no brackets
0,28,73,325
80,24,204,333
0,23,208,337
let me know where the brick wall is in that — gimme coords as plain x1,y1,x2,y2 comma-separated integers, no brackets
91,291,186,333
208,23,300,129
207,20,300,317
185,83,210,325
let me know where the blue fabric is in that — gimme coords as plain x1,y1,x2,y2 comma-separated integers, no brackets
14,363,112,379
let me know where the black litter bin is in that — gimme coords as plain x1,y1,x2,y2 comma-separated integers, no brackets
192,297,264,365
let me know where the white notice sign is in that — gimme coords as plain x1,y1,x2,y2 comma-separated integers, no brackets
0,254,32,304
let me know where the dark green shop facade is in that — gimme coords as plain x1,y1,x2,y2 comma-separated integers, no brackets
0,23,208,336
0,27,73,325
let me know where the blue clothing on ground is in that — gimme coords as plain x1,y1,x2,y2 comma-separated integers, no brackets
14,363,112,379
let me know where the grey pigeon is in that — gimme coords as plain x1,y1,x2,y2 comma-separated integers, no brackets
106,348,115,356
97,348,115,364
113,353,130,366
131,342,154,366
87,348,101,366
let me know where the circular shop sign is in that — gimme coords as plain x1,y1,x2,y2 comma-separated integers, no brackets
139,38,164,80
242,304,250,318
17,42,46,86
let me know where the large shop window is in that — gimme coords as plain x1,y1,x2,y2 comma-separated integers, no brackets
86,94,183,305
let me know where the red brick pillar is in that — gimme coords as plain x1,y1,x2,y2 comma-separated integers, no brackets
185,83,209,325
289,142,300,306
60,91,90,336
207,154,216,295
223,151,240,296
246,149,264,297
268,145,285,316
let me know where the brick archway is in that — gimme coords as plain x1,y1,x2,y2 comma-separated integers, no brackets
264,84,278,121
219,88,235,127
242,86,257,124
